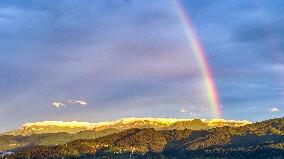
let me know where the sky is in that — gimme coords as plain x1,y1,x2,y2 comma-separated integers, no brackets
0,0,283,132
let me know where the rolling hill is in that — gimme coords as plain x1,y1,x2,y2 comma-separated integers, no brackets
0,118,250,151
3,117,284,159
4,118,250,136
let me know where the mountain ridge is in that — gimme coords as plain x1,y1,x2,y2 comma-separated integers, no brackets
4,117,284,159
0,117,251,152
3,117,251,136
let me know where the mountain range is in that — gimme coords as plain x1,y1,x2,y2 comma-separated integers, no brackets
0,118,250,152
3,117,284,158
4,118,251,136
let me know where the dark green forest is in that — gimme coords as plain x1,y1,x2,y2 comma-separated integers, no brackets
3,117,284,159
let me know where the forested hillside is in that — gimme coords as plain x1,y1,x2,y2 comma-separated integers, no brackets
4,117,284,159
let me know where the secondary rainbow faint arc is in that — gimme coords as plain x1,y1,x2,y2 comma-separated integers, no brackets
173,0,222,118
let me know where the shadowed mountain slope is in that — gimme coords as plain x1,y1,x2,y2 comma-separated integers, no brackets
4,117,284,159
0,118,250,151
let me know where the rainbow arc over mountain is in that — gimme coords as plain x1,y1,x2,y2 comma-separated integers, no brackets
173,0,222,118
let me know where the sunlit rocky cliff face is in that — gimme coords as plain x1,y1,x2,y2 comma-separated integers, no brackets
4,117,251,136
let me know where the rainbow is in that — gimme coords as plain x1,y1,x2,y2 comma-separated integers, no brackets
173,0,222,118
